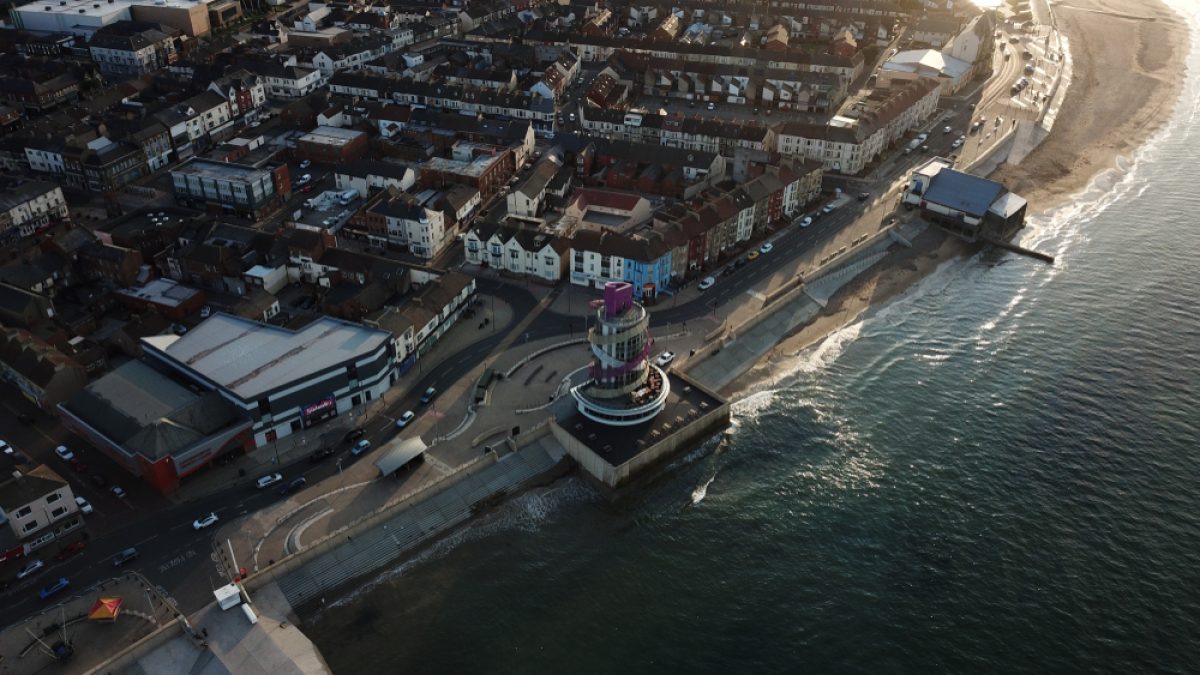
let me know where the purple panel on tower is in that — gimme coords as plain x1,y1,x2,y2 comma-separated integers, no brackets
603,281,633,318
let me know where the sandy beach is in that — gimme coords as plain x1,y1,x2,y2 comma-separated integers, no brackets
727,0,1190,396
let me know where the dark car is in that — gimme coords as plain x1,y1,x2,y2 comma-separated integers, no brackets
420,387,437,405
721,265,737,277
112,548,139,567
278,477,307,496
54,541,86,561
38,577,69,600
70,458,88,473
344,428,366,443
857,192,870,202
17,413,33,425
310,447,336,463
90,474,107,488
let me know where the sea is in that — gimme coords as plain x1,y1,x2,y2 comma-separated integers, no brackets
307,8,1200,673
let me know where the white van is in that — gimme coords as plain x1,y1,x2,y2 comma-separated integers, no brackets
338,189,358,205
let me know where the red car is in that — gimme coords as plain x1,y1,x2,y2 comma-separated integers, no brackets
300,184,316,193
54,541,86,561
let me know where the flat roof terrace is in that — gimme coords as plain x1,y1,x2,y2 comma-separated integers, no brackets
557,371,724,469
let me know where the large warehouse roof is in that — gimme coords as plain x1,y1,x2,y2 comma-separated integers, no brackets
143,313,391,400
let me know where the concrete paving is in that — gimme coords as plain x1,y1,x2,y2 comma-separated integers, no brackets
271,441,563,609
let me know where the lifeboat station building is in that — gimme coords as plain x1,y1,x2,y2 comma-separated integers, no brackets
902,157,1027,242
141,313,399,449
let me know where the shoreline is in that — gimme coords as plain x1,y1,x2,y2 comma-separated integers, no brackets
726,0,1190,399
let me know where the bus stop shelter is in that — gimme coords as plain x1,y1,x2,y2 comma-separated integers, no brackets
374,437,427,476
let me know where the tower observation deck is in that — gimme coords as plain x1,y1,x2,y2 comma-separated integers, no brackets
571,281,670,426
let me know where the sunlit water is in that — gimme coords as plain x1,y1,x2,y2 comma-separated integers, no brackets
307,7,1200,672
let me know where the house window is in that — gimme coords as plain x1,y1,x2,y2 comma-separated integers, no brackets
46,492,61,504
50,506,67,518
22,520,39,533
15,506,32,518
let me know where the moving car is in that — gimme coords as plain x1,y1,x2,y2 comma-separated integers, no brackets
706,101,715,111
255,473,283,489
799,216,813,228
192,512,218,530
351,439,371,456
54,542,86,561
110,486,126,499
16,559,44,580
721,265,737,277
420,387,437,405
698,276,716,291
759,242,774,254
345,428,366,443
396,411,416,428
654,351,677,367
54,446,74,461
38,577,69,600
310,447,336,463
74,496,93,515
112,548,139,567
278,477,307,496
299,160,312,169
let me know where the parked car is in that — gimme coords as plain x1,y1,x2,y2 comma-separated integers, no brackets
38,577,69,600
192,512,218,530
299,160,312,169
721,265,737,277
698,276,716,291
952,138,964,149
69,458,88,473
799,216,813,228
112,548,138,567
16,559,44,580
310,447,336,463
706,101,715,111
759,242,774,254
54,542,86,561
746,251,760,262
74,496,93,515
654,351,677,367
91,474,107,488
943,125,953,134
420,387,437,405
278,477,307,496
255,473,283,489
110,485,127,499
857,192,870,202
200,306,211,318
396,411,416,428
351,439,371,456
345,428,366,443
54,446,74,461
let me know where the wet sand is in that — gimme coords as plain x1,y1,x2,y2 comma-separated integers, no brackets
727,0,1190,396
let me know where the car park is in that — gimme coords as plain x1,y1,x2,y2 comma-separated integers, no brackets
255,473,283,489
654,351,676,367
192,512,218,530
54,446,74,461
16,559,44,580
351,439,371,456
698,276,716,291
278,477,307,496
396,411,416,428
420,387,437,404
38,577,69,600
55,541,86,561
112,548,139,567
74,496,93,515
110,486,126,499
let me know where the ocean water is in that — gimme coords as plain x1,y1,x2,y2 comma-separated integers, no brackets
308,13,1200,675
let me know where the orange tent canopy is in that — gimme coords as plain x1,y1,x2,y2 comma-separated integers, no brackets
88,597,123,621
